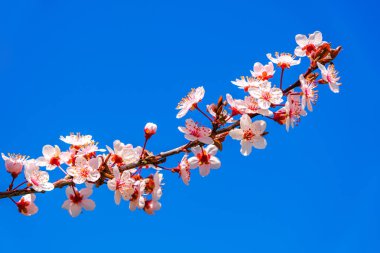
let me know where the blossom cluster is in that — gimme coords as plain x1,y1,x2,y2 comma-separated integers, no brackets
0,31,342,217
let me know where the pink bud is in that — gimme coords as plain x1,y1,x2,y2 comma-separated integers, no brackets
2,153,26,178
144,123,157,139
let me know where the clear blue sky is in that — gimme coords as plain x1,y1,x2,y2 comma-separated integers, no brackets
0,1,378,252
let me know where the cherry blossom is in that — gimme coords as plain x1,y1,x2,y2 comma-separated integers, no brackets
251,62,275,80
266,53,301,69
295,31,323,57
24,160,54,192
229,114,267,156
1,153,26,177
60,133,93,147
241,96,273,117
226,93,246,115
62,185,95,217
107,167,135,205
143,199,161,215
249,81,283,109
188,145,221,177
177,154,191,185
274,95,307,131
76,142,105,158
178,119,213,144
144,122,157,139
231,76,262,92
17,194,38,216
36,145,69,171
129,180,146,211
106,140,140,167
152,172,163,200
67,156,100,184
299,74,318,111
176,86,205,118
317,62,341,93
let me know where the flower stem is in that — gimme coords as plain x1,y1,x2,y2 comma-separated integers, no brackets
194,104,214,122
280,68,285,90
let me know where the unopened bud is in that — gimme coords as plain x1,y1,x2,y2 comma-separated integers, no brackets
144,123,157,139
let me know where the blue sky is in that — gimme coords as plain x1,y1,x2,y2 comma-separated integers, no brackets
0,1,379,252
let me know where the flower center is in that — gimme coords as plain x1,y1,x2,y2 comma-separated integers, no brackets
197,150,210,165
302,44,316,56
49,156,61,167
70,192,83,204
243,130,255,141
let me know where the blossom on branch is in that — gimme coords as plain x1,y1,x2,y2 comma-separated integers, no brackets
66,156,101,184
60,133,93,147
266,53,301,69
1,153,26,178
36,145,69,171
251,62,275,81
229,114,267,156
107,167,135,205
178,119,213,145
176,86,205,118
24,160,54,192
300,74,318,111
188,145,221,177
62,185,95,217
17,194,38,216
295,31,323,57
317,62,342,93
249,81,283,110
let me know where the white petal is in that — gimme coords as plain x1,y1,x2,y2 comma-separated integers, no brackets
188,157,199,169
205,145,218,156
42,145,55,158
209,156,221,169
81,199,96,211
240,140,253,156
229,129,243,140
252,136,267,149
69,204,82,217
239,114,252,131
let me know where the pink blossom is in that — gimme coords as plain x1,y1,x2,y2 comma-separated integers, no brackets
62,185,95,217
274,95,307,131
144,199,161,215
295,31,323,57
129,180,146,211
317,62,341,93
1,153,26,177
266,52,301,69
177,154,191,185
36,145,70,171
251,62,275,80
178,119,213,145
144,122,158,138
231,76,262,92
176,86,205,118
17,194,38,216
67,156,101,184
240,96,273,117
107,167,135,205
106,140,140,167
299,74,318,111
229,114,267,156
60,133,93,146
249,81,283,109
24,160,54,192
188,145,221,177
